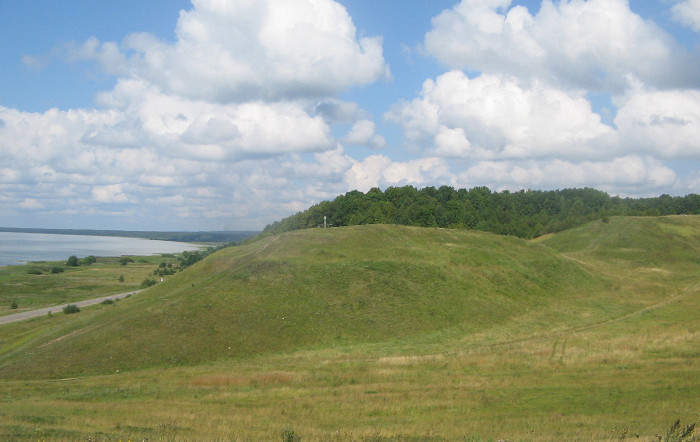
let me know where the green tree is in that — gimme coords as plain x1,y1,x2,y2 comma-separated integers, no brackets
66,255,79,267
261,185,700,238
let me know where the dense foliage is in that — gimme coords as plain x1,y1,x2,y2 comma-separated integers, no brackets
62,304,80,314
263,186,700,238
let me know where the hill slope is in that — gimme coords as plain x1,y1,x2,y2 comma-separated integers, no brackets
539,215,700,264
0,224,601,379
1,217,699,440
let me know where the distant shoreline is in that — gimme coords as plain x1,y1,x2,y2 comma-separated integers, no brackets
0,227,259,244
0,232,206,267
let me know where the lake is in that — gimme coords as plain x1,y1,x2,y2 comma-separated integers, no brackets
0,232,202,267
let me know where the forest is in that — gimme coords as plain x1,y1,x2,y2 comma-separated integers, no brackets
263,186,700,238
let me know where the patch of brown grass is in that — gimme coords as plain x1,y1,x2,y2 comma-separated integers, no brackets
191,371,298,387
377,354,445,365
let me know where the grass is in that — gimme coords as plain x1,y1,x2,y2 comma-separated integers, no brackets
0,226,604,378
0,254,182,315
0,218,699,440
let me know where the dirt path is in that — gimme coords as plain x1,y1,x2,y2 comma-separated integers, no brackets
0,289,143,326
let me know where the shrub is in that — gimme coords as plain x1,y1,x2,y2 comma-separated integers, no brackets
179,250,205,268
154,267,175,277
82,255,97,265
27,268,43,275
118,275,125,282
66,255,79,267
119,257,134,266
140,278,157,288
101,299,115,305
281,430,301,442
10,301,18,309
50,266,64,274
63,304,80,314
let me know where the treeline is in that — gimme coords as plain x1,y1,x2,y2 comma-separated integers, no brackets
263,186,700,239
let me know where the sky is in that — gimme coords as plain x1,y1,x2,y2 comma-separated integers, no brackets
1,0,700,231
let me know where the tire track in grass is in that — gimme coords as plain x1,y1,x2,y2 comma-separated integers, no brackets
467,280,700,352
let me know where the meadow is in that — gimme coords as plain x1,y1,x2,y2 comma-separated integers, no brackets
0,217,698,440
0,254,182,315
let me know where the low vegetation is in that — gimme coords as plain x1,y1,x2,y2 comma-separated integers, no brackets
62,304,80,314
0,216,698,439
119,256,134,266
140,278,158,288
0,254,183,315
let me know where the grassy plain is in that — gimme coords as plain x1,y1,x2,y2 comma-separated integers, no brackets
0,254,182,315
0,218,699,440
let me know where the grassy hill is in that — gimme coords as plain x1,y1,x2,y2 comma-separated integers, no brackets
0,217,698,440
0,224,601,379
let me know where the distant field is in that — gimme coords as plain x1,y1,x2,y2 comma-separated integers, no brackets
0,217,698,440
0,255,181,316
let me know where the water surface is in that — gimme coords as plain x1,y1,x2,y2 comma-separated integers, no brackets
0,232,201,267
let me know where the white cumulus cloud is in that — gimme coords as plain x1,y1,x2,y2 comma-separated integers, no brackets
343,119,386,149
19,198,45,210
387,71,615,160
345,155,452,192
614,84,700,159
92,184,129,203
457,156,677,196
424,0,697,92
71,0,390,103
672,0,700,31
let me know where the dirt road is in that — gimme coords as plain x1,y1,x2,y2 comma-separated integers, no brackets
0,290,143,326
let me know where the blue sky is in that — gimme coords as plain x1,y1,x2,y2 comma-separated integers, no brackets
1,0,700,231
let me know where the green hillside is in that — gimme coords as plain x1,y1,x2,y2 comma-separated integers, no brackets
540,215,700,264
0,224,601,379
0,217,698,440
